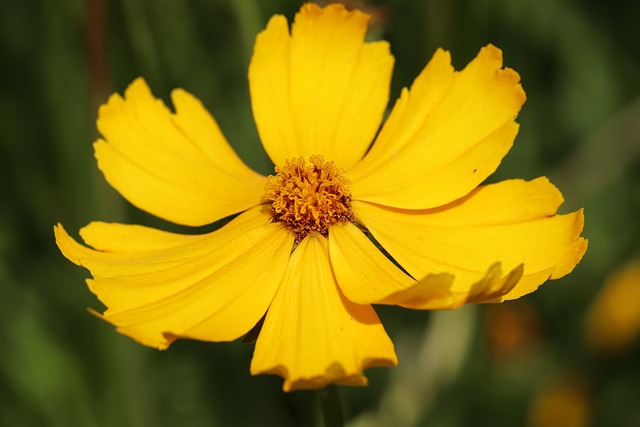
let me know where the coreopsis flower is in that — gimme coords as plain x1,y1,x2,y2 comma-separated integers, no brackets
55,3,587,391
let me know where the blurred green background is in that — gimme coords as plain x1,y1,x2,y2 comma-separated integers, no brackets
1,0,639,426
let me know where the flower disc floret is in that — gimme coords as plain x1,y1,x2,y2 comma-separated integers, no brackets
265,155,354,243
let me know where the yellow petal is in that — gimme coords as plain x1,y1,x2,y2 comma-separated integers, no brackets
96,78,265,226
251,233,397,391
329,223,527,308
353,178,587,301
408,177,565,227
249,3,393,168
348,45,526,209
55,206,294,349
466,263,525,303
78,221,205,253
329,222,460,309
56,205,273,277
382,262,526,307
350,48,454,171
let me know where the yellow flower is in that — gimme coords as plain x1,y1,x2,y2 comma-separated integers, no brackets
55,3,587,391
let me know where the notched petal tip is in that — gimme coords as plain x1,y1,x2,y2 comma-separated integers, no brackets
481,44,527,106
256,363,370,392
258,13,288,38
123,76,153,99
97,77,148,125
257,354,400,392
549,208,588,280
469,43,526,107
86,305,174,350
299,2,370,23
54,223,89,266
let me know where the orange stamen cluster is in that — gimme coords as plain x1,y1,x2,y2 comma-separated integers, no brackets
265,155,354,243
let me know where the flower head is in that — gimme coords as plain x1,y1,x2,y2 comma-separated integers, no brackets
265,155,354,243
55,3,587,391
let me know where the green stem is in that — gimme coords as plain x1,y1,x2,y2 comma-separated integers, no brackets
319,385,344,427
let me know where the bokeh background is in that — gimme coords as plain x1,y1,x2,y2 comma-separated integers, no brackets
2,0,639,426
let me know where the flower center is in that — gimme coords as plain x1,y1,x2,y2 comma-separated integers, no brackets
265,155,354,243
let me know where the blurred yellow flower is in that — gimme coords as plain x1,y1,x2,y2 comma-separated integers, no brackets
585,260,640,354
55,3,587,391
528,377,590,427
